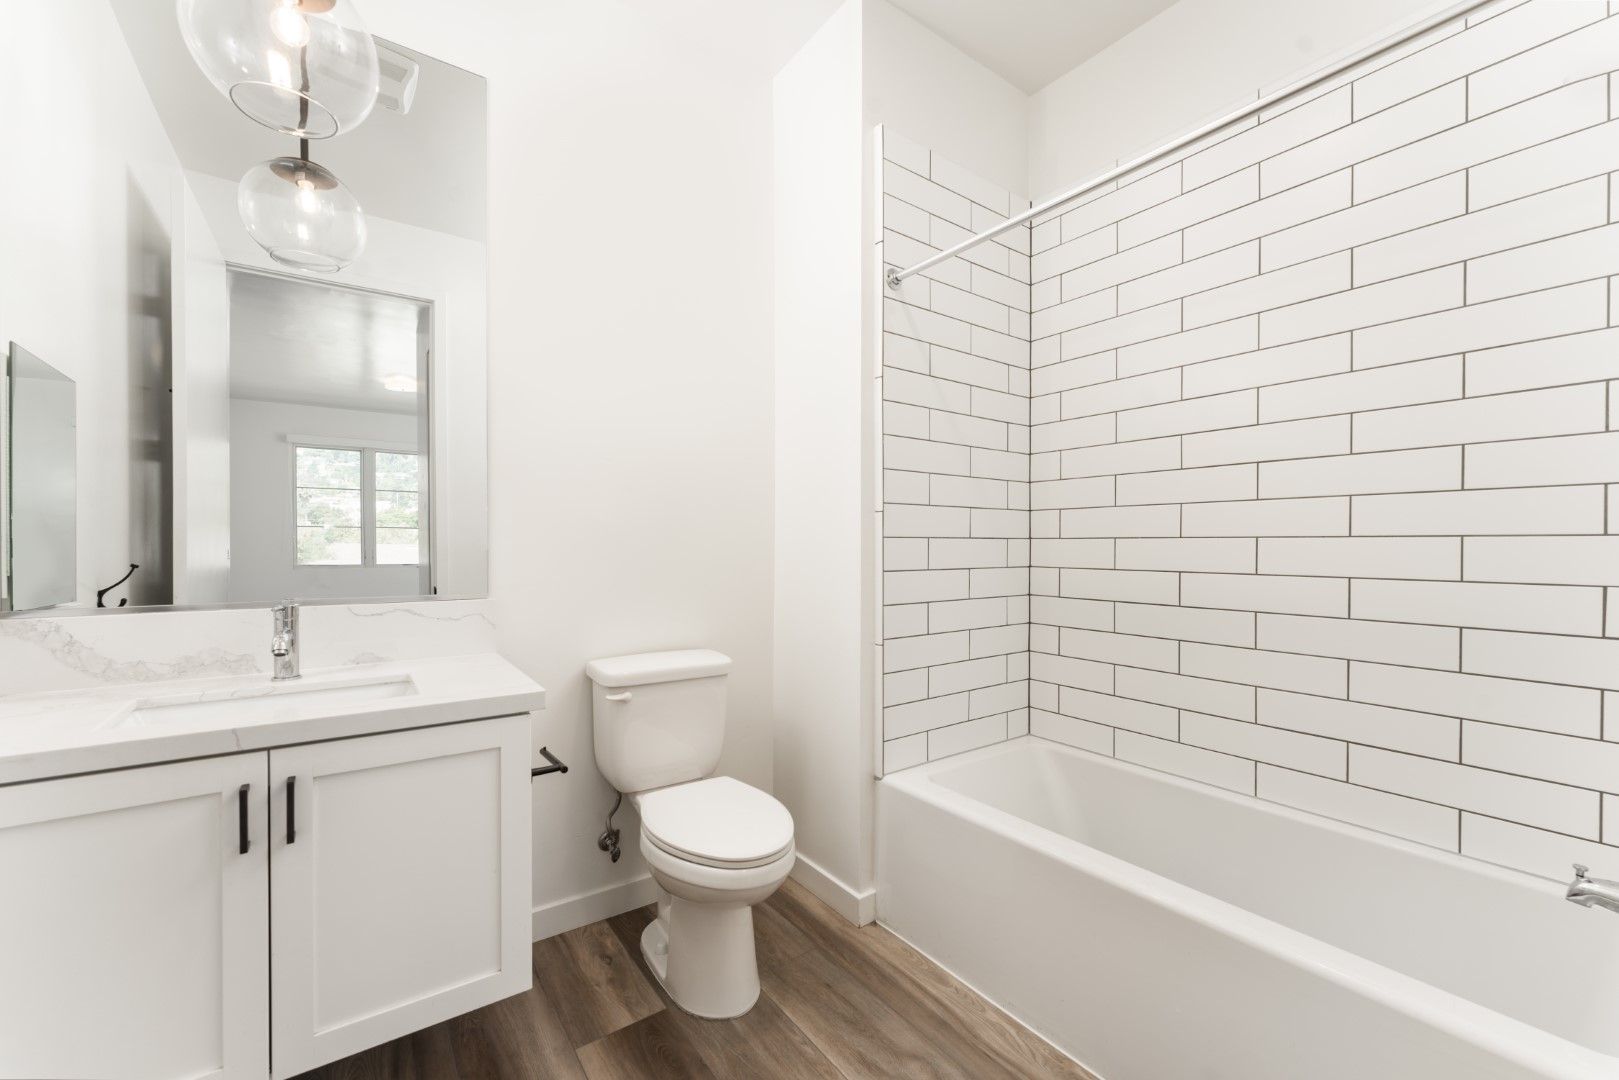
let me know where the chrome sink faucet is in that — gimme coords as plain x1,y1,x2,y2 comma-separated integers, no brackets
1565,864,1619,913
271,602,300,681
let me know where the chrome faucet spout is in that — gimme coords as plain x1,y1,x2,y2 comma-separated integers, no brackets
271,602,300,681
1565,864,1619,913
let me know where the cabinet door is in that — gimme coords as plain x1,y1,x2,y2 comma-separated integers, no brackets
0,753,270,1080
268,715,531,1078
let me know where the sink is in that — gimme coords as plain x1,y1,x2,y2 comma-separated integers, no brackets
104,674,419,731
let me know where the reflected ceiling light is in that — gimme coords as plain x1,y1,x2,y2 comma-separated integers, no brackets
176,0,381,139
381,375,418,393
238,150,366,272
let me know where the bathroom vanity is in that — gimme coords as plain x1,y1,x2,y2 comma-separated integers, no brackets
0,654,543,1080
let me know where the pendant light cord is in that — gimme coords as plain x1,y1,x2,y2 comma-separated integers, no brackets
298,39,311,138
297,38,313,165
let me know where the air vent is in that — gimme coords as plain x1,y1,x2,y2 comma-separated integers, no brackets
375,43,420,115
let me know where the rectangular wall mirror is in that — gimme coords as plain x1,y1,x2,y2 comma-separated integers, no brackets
4,344,79,613
0,0,488,614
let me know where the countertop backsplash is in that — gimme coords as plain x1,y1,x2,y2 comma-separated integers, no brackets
0,600,497,698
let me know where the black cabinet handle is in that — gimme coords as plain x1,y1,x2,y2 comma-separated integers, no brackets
286,776,296,844
238,783,250,855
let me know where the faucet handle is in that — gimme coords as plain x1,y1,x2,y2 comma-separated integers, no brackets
1573,863,1590,881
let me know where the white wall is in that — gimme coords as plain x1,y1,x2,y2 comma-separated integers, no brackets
227,398,423,603
862,0,1028,199
765,0,1034,921
171,182,231,605
1028,0,1443,199
773,0,877,921
363,0,780,933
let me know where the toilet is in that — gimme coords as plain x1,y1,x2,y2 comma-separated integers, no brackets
586,649,795,1019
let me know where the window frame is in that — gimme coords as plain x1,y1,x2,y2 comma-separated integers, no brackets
291,441,423,569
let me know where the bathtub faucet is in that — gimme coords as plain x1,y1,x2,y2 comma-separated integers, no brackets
1565,865,1619,913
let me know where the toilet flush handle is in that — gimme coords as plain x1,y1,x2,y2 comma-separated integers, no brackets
604,690,633,703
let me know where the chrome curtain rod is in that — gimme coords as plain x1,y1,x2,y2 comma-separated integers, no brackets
885,0,1497,289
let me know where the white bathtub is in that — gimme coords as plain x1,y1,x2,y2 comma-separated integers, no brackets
877,737,1619,1080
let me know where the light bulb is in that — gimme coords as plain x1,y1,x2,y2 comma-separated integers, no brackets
269,2,310,47
265,49,293,90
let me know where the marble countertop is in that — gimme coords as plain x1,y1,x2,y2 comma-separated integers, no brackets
0,653,546,785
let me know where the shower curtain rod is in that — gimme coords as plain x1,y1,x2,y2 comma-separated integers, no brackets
885,0,1497,289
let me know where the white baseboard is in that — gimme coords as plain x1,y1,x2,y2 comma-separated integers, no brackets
531,874,660,941
790,852,877,926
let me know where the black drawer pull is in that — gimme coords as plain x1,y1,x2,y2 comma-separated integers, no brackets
238,784,250,855
286,776,297,844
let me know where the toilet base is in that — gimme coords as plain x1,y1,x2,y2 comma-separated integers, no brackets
640,891,761,1020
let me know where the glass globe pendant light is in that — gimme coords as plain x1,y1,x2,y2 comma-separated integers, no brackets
176,0,381,139
238,141,366,272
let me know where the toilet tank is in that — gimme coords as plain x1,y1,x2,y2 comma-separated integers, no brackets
585,649,731,794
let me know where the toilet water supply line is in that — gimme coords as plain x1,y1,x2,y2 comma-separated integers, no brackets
884,0,1498,290
600,792,624,863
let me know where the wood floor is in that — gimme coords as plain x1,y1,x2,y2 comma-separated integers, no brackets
293,878,1097,1080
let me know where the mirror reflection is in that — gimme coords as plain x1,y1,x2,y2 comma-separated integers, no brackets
226,270,432,602
4,345,78,612
0,0,488,614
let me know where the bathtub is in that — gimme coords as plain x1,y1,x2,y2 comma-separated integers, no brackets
877,737,1619,1080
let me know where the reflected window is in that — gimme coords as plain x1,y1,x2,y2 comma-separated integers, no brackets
295,445,420,566
374,452,421,565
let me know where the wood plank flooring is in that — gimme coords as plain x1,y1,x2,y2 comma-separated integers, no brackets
293,879,1097,1080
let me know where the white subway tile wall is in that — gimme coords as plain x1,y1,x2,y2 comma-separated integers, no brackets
880,130,1032,769
879,3,1619,883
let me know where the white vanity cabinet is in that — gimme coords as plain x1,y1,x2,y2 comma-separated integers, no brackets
0,752,270,1080
0,713,532,1080
268,716,531,1078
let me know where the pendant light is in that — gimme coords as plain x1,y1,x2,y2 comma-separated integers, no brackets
238,141,366,272
176,0,381,139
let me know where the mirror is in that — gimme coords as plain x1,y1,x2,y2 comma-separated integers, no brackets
4,345,79,612
0,0,487,614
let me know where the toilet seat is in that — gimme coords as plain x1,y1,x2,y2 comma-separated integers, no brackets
637,776,794,870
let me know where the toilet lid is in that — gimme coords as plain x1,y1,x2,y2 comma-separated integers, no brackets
638,776,794,869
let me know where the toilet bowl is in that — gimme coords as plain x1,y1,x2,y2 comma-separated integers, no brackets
633,776,794,1018
586,650,795,1019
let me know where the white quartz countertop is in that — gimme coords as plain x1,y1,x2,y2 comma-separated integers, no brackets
0,652,545,785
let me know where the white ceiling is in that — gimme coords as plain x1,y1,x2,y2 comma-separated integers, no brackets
615,0,1177,92
228,270,427,415
107,0,486,241
886,0,1180,94
613,0,848,80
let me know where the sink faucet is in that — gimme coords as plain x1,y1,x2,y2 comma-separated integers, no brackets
271,602,300,681
1565,864,1619,913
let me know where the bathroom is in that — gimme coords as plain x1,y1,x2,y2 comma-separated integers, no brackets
2,0,1617,1075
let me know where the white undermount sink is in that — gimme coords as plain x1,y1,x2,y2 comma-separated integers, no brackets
103,674,419,731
